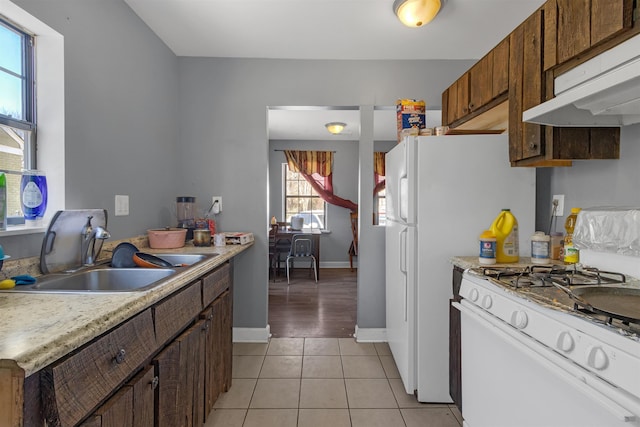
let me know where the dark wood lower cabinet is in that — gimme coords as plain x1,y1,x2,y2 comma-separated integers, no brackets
81,366,156,427
449,266,464,413
26,261,234,427
79,387,133,427
154,319,206,427
128,366,156,427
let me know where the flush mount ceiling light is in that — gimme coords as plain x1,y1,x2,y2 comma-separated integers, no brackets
325,122,347,135
393,0,442,28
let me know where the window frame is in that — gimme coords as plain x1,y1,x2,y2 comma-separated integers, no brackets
0,3,66,235
282,162,327,231
1,16,37,224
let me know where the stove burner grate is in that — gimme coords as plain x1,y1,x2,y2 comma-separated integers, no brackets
472,265,626,289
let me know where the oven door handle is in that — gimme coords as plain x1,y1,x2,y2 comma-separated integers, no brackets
454,301,639,423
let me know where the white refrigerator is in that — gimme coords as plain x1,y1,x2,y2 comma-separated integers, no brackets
385,135,536,402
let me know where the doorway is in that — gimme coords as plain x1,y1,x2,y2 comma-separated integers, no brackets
266,106,395,339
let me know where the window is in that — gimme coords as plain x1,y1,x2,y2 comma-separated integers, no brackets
283,163,326,230
0,2,65,234
1,17,36,223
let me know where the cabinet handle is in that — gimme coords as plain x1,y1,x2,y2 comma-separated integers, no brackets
151,376,159,390
529,142,537,150
113,348,126,364
468,103,475,110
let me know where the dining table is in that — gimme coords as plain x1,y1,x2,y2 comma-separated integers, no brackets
273,228,322,280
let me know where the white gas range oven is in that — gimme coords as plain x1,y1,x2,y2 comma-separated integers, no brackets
453,208,640,427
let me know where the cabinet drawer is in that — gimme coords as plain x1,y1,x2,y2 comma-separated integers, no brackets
154,281,203,346
202,262,231,307
41,309,156,427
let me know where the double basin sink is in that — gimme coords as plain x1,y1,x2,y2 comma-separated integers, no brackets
10,253,218,293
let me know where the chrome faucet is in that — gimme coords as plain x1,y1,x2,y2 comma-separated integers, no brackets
81,215,110,266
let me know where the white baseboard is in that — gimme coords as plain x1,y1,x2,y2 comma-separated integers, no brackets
233,325,271,343
353,325,387,342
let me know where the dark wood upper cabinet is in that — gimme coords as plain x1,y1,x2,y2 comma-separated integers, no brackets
556,0,591,64
442,0,632,166
492,37,510,97
545,0,635,71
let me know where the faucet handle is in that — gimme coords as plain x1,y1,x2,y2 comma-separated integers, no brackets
82,216,94,236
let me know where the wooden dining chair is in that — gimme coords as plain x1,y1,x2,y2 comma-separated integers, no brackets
349,212,358,271
268,224,279,280
269,222,292,278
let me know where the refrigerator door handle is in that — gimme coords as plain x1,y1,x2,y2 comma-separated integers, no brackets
399,227,408,321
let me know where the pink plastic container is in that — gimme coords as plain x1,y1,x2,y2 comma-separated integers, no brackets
147,228,187,249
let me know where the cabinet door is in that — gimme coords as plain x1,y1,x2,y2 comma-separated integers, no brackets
220,291,233,392
492,37,510,98
556,0,590,64
509,10,544,162
154,320,206,427
446,82,458,125
554,0,633,66
521,8,544,159
469,52,493,112
80,387,133,427
591,0,634,46
127,365,156,427
441,88,450,126
455,74,470,121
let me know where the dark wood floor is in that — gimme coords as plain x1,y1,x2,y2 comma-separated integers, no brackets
268,268,357,338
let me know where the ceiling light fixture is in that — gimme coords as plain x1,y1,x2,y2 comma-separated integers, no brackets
325,122,347,135
393,0,442,28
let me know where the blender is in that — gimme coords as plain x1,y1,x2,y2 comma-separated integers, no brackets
176,196,196,240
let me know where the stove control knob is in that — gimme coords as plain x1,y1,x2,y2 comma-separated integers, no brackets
556,331,574,353
587,346,609,371
468,288,479,302
481,295,493,309
511,311,528,329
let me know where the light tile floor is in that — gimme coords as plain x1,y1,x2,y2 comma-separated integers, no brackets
205,338,463,427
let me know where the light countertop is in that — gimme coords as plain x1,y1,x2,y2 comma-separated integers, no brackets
450,255,565,270
0,242,252,377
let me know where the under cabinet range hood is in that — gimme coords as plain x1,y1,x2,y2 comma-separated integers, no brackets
523,33,640,127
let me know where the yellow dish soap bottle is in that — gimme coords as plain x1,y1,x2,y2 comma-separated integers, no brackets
490,209,519,263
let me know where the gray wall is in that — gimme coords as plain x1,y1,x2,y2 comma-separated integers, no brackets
4,0,180,260
537,124,640,232
176,58,475,330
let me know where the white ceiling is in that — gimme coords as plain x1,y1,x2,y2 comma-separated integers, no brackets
124,0,544,139
124,0,544,61
268,107,444,141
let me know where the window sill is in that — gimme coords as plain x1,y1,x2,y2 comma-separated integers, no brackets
0,225,48,236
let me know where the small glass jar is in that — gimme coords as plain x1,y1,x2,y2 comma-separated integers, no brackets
550,232,563,260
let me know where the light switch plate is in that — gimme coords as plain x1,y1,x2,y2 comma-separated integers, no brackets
115,195,129,216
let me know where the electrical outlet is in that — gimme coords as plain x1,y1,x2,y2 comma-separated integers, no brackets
552,194,565,216
211,196,222,213
115,195,129,216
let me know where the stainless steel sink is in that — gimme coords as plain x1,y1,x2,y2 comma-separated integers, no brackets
151,253,217,266
23,268,178,293
1,252,220,294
